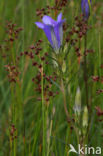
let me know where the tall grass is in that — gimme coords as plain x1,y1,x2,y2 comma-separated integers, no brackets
0,0,103,156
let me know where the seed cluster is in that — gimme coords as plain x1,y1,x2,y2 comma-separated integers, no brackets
1,21,59,103
32,72,59,102
6,21,23,42
10,124,17,141
5,64,20,83
20,40,59,103
36,0,68,19
95,106,103,123
92,65,103,94
0,21,23,60
65,14,94,60
30,41,59,103
0,22,23,83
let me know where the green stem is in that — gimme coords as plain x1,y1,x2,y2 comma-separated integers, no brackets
10,137,13,156
41,65,46,156
11,84,16,156
84,32,89,150
84,34,89,110
47,115,52,156
61,79,69,120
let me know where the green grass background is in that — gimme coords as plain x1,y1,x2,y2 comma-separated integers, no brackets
0,0,103,156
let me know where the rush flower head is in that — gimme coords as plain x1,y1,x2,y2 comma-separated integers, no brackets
81,0,91,20
35,13,65,52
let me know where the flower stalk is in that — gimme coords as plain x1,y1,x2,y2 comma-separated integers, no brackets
41,64,46,156
84,33,89,110
61,79,70,120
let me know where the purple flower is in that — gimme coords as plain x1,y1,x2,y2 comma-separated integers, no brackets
35,13,65,52
81,0,91,19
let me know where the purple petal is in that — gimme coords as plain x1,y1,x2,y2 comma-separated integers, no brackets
51,28,59,51
54,24,61,48
35,22,44,29
43,25,54,47
81,0,91,19
35,13,66,51
57,13,62,22
43,25,59,50
54,20,65,48
60,19,66,23
42,15,56,26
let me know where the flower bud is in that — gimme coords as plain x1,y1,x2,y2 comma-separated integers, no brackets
62,61,66,73
83,106,88,135
74,87,81,116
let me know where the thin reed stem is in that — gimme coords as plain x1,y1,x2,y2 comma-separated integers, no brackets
84,33,89,109
10,84,17,156
41,64,46,156
84,31,90,147
61,79,69,120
